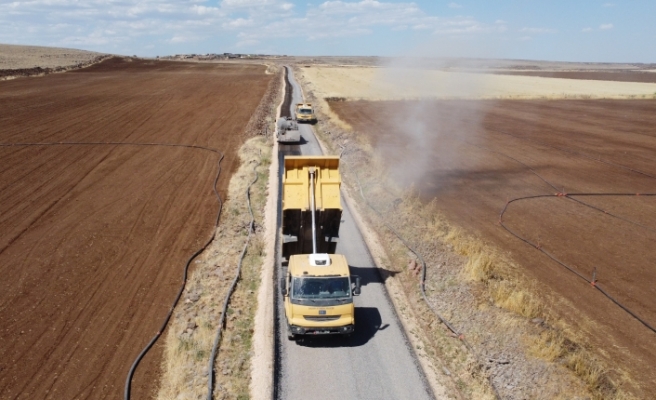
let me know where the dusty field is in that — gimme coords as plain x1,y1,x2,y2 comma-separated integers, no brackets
0,58,272,399
329,98,656,396
282,55,656,72
0,44,102,69
0,44,107,79
300,66,656,100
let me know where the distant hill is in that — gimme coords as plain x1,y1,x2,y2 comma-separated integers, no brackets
0,43,106,70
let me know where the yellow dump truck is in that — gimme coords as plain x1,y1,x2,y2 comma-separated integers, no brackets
282,156,342,259
295,103,317,123
280,156,360,340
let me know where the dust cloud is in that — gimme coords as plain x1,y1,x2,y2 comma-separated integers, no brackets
374,41,502,195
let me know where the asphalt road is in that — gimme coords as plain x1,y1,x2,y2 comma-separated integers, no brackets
274,67,435,400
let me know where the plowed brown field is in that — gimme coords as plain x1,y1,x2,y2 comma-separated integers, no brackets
330,99,656,395
0,58,272,399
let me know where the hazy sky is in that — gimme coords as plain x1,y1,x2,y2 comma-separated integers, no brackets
1,0,655,62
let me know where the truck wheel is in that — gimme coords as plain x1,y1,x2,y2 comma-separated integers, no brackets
286,325,296,341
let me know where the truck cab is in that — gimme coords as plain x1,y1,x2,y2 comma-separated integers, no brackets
281,253,360,339
295,103,317,123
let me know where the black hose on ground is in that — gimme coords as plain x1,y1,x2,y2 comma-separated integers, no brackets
0,140,226,400
351,168,502,400
499,192,656,335
207,151,261,400
463,139,656,234
463,138,656,334
327,119,656,398
123,151,225,400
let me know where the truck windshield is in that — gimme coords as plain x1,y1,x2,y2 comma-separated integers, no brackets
299,109,312,114
292,277,351,299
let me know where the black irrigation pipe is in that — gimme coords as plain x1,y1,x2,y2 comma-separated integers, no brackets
499,192,656,335
124,154,223,400
351,168,502,400
461,135,656,334
331,116,656,396
564,195,656,234
349,125,656,397
207,151,261,400
0,140,227,400
464,139,656,234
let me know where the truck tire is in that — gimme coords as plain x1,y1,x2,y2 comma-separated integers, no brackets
286,324,296,341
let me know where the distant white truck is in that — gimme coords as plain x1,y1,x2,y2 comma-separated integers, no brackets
276,117,301,143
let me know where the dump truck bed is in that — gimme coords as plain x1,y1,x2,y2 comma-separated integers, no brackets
282,156,342,259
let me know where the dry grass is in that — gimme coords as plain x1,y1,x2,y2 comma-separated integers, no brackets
155,64,281,400
526,329,634,400
388,191,629,399
421,201,631,399
0,44,103,70
298,65,656,101
441,228,544,319
490,281,543,319
156,136,272,400
317,97,353,131
380,193,545,321
293,74,637,398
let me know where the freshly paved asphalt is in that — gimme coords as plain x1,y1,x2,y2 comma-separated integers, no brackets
275,67,435,400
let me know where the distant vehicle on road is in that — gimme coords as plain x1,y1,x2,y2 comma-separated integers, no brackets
276,117,301,143
295,103,317,123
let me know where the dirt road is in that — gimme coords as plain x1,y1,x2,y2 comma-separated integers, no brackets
0,58,272,399
329,99,656,396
